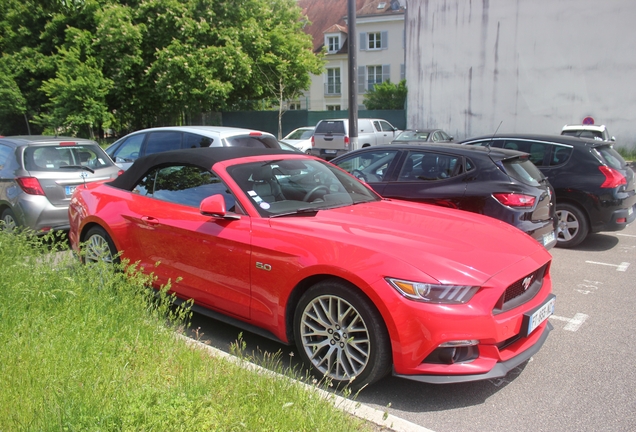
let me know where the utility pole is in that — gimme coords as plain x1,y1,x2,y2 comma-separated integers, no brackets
347,0,358,151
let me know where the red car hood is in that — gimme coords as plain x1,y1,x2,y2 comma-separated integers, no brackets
268,199,549,286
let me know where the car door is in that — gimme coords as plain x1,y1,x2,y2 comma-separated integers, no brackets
331,149,401,196
124,164,252,319
381,150,468,209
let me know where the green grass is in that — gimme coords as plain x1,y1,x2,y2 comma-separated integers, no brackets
0,231,371,431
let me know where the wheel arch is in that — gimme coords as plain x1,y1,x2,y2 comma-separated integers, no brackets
284,274,392,349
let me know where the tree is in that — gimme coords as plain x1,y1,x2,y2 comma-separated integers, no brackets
0,0,324,137
363,79,407,110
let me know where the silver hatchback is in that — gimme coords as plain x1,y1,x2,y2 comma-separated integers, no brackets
0,136,122,233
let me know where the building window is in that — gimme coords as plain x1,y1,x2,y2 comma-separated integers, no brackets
288,102,301,110
327,105,341,111
368,32,382,50
368,66,383,90
325,68,341,95
360,31,388,51
327,36,340,52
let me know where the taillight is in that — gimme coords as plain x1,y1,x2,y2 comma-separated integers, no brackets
493,193,536,208
117,169,125,176
16,177,46,195
344,135,350,150
599,166,626,188
311,136,315,147
59,141,76,146
248,132,262,136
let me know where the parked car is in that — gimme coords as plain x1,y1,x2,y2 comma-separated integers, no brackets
69,147,555,389
280,126,314,153
105,126,281,170
0,136,122,233
310,118,401,160
331,143,557,249
277,140,303,153
461,134,636,247
392,128,454,143
561,124,615,142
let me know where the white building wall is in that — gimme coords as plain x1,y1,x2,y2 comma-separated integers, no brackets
405,0,636,148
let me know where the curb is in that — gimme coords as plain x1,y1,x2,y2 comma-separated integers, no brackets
179,335,434,432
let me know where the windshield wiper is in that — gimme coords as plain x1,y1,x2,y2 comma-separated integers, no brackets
58,165,95,174
270,207,320,218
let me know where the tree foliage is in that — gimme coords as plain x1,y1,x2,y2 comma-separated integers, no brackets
0,0,324,137
363,79,407,110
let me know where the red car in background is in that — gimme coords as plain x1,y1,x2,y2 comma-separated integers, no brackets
69,147,555,389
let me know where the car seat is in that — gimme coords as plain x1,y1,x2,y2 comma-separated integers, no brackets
251,165,285,203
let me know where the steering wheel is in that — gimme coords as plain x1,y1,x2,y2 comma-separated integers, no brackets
303,185,329,202
352,169,367,182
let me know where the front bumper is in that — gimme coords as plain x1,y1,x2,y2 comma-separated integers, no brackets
394,321,553,384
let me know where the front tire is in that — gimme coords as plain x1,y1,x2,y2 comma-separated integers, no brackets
556,203,589,248
83,226,119,264
294,280,391,390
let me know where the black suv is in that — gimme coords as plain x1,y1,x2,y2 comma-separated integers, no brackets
461,134,636,247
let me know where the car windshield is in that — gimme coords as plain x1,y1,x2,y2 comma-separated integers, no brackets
226,158,380,217
395,131,430,141
501,157,544,187
225,134,279,148
594,146,626,170
24,144,114,171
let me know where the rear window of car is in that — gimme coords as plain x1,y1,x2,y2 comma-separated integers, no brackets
24,144,114,171
501,157,544,187
225,135,280,149
315,121,346,134
594,146,626,170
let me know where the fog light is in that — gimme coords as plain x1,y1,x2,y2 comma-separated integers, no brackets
423,341,480,364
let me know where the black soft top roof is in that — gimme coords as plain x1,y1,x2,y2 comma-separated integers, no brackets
109,147,293,190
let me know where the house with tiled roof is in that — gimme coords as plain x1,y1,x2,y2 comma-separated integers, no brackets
296,0,406,111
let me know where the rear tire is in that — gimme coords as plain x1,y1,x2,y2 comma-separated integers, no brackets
1,208,19,232
556,203,589,248
294,280,392,390
83,226,119,264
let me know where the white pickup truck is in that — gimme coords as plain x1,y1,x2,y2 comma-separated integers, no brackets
310,118,401,160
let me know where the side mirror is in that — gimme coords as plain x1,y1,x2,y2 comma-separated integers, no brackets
200,194,239,219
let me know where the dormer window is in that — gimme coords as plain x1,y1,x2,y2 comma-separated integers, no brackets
327,35,340,53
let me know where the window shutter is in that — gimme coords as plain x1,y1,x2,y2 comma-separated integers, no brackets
358,66,366,93
382,64,390,82
360,33,367,50
381,31,388,49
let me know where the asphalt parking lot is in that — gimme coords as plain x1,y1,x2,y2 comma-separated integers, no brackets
187,221,636,432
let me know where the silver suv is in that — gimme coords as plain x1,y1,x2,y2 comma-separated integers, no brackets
561,124,615,142
105,126,281,170
0,136,122,233
310,118,401,160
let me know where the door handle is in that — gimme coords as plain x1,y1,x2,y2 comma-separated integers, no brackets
141,216,160,226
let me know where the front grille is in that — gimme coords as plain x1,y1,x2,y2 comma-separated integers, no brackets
493,263,549,314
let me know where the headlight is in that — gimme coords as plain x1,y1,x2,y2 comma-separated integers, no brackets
386,278,479,304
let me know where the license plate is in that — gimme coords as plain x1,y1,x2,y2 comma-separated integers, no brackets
523,294,556,336
65,185,77,196
543,231,556,246
324,149,337,154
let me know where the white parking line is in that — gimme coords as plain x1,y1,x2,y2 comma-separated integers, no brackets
616,233,636,238
585,260,630,272
550,313,589,331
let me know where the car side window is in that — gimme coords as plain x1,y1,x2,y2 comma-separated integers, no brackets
399,151,463,181
379,120,394,132
144,131,182,155
133,165,238,212
501,141,548,166
184,133,213,149
334,150,398,182
550,146,573,166
113,134,145,161
0,144,13,169
373,121,382,132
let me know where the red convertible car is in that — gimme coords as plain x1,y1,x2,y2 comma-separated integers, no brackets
69,147,555,389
